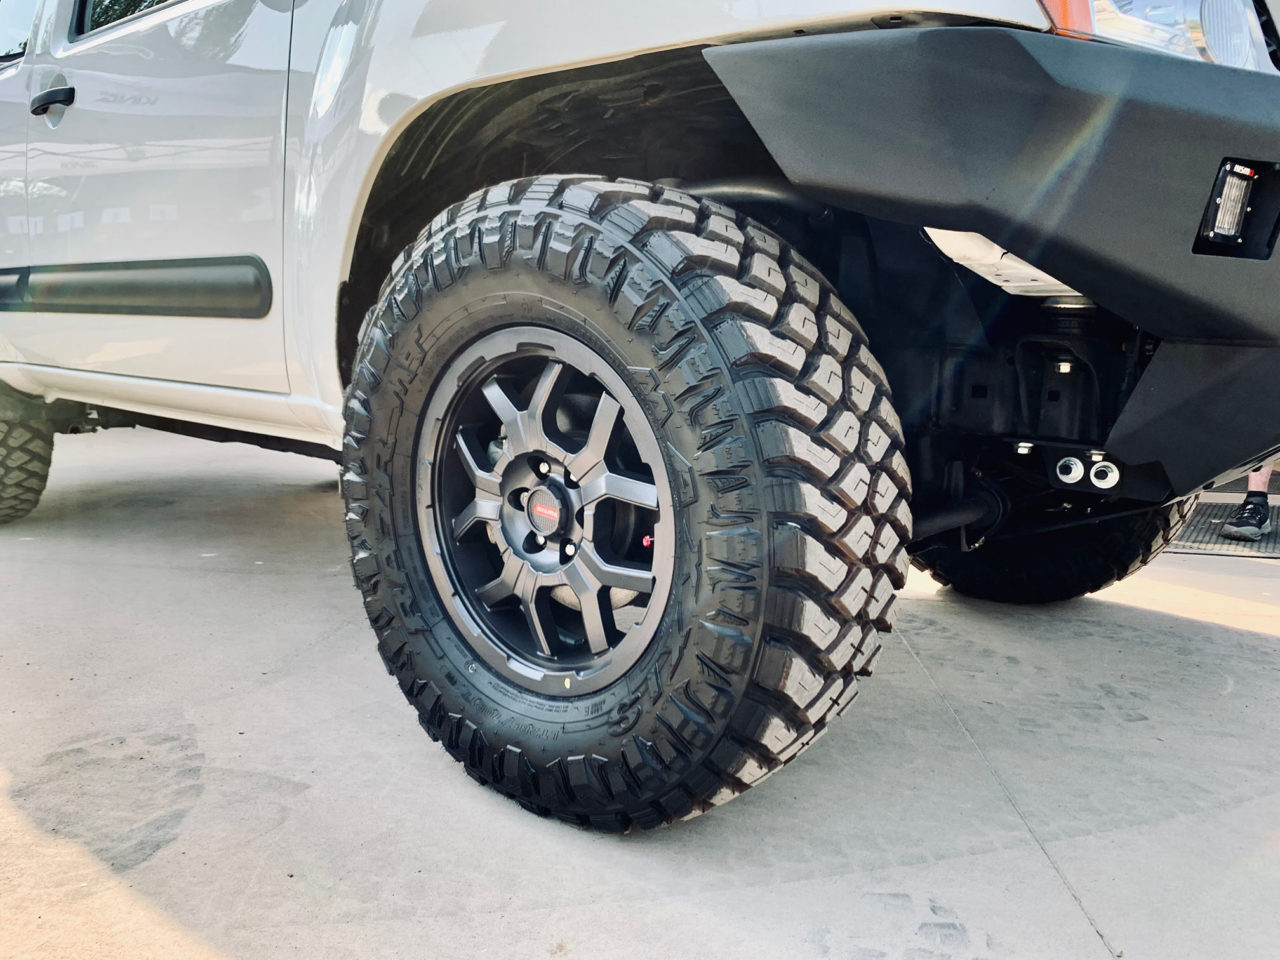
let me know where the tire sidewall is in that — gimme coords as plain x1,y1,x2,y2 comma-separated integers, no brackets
373,251,745,764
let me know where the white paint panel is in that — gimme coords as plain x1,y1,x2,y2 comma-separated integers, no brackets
12,0,293,394
0,59,26,271
1,362,338,445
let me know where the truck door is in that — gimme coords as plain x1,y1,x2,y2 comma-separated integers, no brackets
11,0,292,393
0,0,37,276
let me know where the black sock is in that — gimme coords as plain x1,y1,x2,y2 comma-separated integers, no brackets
1244,491,1268,506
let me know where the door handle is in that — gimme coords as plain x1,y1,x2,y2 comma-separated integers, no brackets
30,86,75,116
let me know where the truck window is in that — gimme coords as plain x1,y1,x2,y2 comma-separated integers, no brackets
82,0,170,33
0,0,38,61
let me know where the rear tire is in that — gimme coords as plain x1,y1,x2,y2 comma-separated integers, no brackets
0,420,54,525
912,498,1195,604
341,175,912,828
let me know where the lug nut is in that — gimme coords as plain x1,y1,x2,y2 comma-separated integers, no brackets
1090,461,1120,490
1056,457,1085,484
535,460,550,476
563,543,577,557
534,534,546,546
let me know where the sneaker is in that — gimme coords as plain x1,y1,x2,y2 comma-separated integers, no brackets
1222,499,1272,542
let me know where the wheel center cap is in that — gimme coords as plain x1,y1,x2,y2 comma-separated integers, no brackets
526,486,565,536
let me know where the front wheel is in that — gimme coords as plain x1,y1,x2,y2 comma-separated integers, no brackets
341,175,912,828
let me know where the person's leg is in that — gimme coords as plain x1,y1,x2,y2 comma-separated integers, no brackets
1222,461,1275,541
1247,463,1274,494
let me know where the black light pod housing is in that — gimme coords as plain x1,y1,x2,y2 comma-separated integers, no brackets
1194,158,1280,259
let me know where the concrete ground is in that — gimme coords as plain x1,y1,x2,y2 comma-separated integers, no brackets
2,428,1279,960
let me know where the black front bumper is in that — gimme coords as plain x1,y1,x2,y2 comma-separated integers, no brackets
707,28,1280,495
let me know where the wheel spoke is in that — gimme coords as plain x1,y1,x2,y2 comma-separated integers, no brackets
580,471,659,510
476,548,522,606
564,562,613,654
526,360,565,426
577,593,612,655
452,495,501,540
455,430,501,497
481,366,570,458
480,378,522,434
516,576,558,656
577,544,655,595
568,393,621,476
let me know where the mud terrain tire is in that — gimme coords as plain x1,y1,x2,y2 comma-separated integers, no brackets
341,175,912,828
0,420,53,525
913,498,1195,604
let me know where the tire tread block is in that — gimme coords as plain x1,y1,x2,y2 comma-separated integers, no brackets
0,420,54,525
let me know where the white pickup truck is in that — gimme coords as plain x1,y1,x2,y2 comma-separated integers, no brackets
2,0,1278,829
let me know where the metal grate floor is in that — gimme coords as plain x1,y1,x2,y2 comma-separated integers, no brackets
1168,500,1280,559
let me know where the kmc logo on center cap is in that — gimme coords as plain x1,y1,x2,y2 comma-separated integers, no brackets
527,488,562,534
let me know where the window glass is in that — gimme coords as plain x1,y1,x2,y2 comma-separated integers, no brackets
0,0,39,60
85,0,169,32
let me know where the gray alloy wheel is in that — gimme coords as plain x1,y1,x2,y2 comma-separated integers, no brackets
418,327,676,697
